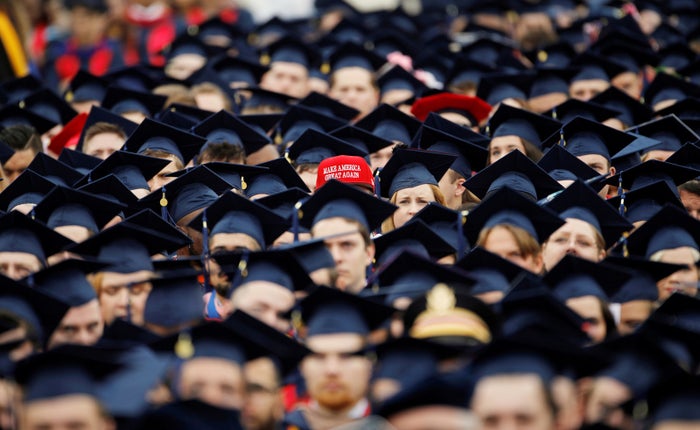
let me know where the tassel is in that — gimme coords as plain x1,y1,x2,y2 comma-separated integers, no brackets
374,168,382,198
201,209,211,293
457,210,468,257
227,250,249,299
292,200,302,243
618,174,626,216
160,185,168,221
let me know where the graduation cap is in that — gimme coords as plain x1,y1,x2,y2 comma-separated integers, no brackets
275,237,334,276
260,36,318,69
191,110,271,157
528,67,578,98
276,105,347,144
604,159,700,194
326,42,385,72
475,71,533,106
0,75,45,103
286,129,367,166
255,187,311,222
122,118,207,165
607,179,685,224
64,69,109,104
666,141,700,171
487,103,562,150
211,55,268,88
544,179,633,247
415,124,488,179
300,286,395,337
444,56,494,89
646,374,700,425
538,144,601,184
192,162,267,192
298,179,397,232
297,91,359,121
160,103,216,124
0,139,14,165
423,112,491,148
591,38,659,73
543,255,631,302
28,258,107,307
102,66,158,93
604,256,685,303
464,149,563,201
354,103,422,145
0,104,57,135
244,158,309,197
465,186,565,245
135,399,243,430
643,72,700,109
19,88,78,126
373,219,457,266
455,246,525,296
613,204,700,259
122,209,193,246
545,116,637,161
569,51,627,82
234,87,297,113
658,42,697,70
377,148,456,198
410,92,491,126
75,105,138,153
138,165,232,223
101,86,167,118
33,185,125,233
627,114,700,154
655,97,700,123
238,113,283,136
25,152,82,187
377,65,428,97
590,86,654,127
77,174,139,209
143,271,204,329
613,133,666,176
0,170,56,213
329,124,395,156
57,148,101,175
545,98,620,124
164,32,209,61
75,150,170,193
407,202,470,256
68,221,190,273
0,210,74,264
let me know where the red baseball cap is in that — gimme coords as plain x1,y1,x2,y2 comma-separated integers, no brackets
316,155,375,193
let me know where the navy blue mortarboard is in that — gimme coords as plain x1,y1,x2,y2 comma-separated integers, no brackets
189,190,290,250
0,170,56,213
298,179,397,232
545,116,636,160
604,256,684,303
415,124,488,178
144,271,204,329
0,75,45,103
373,219,457,266
191,110,270,157
329,124,394,156
569,52,626,82
75,150,170,193
407,203,470,256
164,33,208,61
276,105,346,144
610,133,663,172
657,42,697,70
327,42,385,72
647,374,700,425
679,59,700,85
0,139,13,165
101,86,167,118
239,113,283,136
354,104,422,145
14,345,121,402
64,70,109,104
464,149,563,201
192,161,267,191
590,86,654,127
526,42,576,69
234,87,297,113
211,55,268,88
461,37,514,67
528,67,577,99
286,129,367,165
369,28,416,59
76,174,139,210
627,114,700,154
0,274,70,344
28,258,106,307
667,141,700,171
68,221,190,273
0,104,57,134
33,185,125,233
423,112,491,148
122,209,193,246
613,204,700,259
377,65,428,97
476,70,532,105
545,98,620,124
138,165,232,223
57,148,101,175
488,103,562,150
26,152,82,187
643,72,700,109
655,97,700,124
260,36,318,69
543,255,631,302
607,180,685,224
605,159,700,195
538,144,601,184
276,237,334,276
377,148,456,198
465,186,565,244
19,88,78,125
154,109,198,131
136,399,243,430
545,180,633,247
256,187,311,221
592,38,659,74
0,211,73,264
297,91,359,121
64,0,108,12
76,105,138,152
123,118,207,165
245,158,309,198
103,67,157,92
301,286,395,337
161,103,215,124
455,246,525,296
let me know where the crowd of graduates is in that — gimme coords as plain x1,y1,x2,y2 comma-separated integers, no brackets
0,0,699,429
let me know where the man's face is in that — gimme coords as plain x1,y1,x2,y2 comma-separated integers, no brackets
311,218,373,294
231,282,295,332
617,300,653,336
300,333,371,412
569,79,610,101
83,132,125,160
98,271,153,325
680,189,700,220
179,357,245,410
0,252,42,280
259,62,310,99
21,394,113,430
369,145,395,172
388,406,481,430
471,374,556,430
3,148,36,183
612,71,642,100
328,68,379,118
147,159,180,193
48,299,104,349
542,218,605,271
165,54,206,81
656,247,700,301
576,153,610,177
242,357,283,430
584,376,633,429
210,233,261,254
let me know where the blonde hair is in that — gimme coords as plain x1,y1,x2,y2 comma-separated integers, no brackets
381,184,446,233
650,248,700,263
476,224,543,259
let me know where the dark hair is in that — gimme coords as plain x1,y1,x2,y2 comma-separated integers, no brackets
0,124,42,154
680,179,700,197
197,142,246,165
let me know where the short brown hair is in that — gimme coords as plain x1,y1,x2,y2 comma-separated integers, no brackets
0,124,42,154
83,122,126,146
191,82,232,112
197,142,246,165
476,224,543,259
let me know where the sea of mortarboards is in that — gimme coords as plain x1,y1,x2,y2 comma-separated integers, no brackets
0,0,699,429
